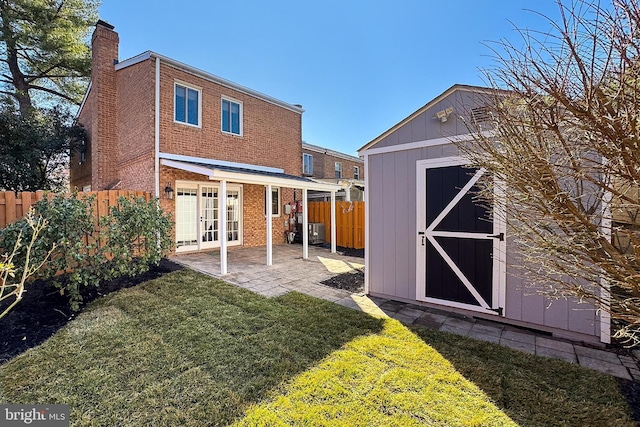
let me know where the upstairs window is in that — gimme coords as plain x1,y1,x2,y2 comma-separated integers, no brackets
335,162,342,178
222,97,242,135
354,165,360,180
303,153,313,175
175,83,200,126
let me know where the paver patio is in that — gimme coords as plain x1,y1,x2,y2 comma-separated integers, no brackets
173,244,639,381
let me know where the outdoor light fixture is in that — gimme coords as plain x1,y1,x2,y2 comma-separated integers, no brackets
164,182,174,200
435,107,454,123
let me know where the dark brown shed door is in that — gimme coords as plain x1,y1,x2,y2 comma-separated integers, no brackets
417,160,505,315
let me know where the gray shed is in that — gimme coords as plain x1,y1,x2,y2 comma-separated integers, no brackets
358,84,608,344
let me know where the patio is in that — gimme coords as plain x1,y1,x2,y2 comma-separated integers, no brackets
172,244,640,381
172,244,363,301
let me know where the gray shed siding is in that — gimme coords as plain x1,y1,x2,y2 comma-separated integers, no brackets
363,87,600,341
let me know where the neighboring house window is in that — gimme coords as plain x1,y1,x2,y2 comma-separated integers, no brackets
354,165,360,180
222,97,242,135
335,162,342,178
303,153,313,175
175,83,200,126
264,187,280,216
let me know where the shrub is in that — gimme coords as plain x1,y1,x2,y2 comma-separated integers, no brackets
0,193,173,310
103,196,174,277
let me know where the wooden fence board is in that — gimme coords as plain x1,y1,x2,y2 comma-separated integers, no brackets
0,190,153,229
308,200,365,249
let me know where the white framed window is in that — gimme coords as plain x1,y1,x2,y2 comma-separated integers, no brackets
264,187,280,217
174,83,201,126
222,97,243,135
354,165,360,180
303,153,313,175
335,162,342,178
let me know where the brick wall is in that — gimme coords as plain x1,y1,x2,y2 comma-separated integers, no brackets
158,63,302,176
90,23,119,190
116,60,155,192
70,86,93,190
303,149,363,180
71,22,120,191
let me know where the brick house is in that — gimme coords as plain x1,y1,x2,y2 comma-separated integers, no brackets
71,20,340,271
302,142,364,201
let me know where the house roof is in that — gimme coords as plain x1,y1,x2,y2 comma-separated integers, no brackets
114,51,305,114
160,159,342,191
358,84,496,154
302,142,363,162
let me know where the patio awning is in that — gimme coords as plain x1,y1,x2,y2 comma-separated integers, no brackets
160,157,340,275
160,159,341,191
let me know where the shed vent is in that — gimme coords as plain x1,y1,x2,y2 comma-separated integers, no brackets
471,106,492,123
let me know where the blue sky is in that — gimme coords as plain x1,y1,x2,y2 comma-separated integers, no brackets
99,1,562,156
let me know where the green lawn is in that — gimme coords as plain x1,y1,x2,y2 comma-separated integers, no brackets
0,269,635,426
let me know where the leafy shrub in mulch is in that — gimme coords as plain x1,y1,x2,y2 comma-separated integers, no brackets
0,193,173,311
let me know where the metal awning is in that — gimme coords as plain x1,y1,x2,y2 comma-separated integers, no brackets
160,158,341,275
161,159,341,191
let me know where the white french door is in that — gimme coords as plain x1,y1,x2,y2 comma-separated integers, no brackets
175,182,242,252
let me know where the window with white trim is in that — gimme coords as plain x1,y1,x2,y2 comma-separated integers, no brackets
264,187,280,216
354,165,360,180
222,97,242,135
303,153,313,175
175,83,200,126
335,162,342,178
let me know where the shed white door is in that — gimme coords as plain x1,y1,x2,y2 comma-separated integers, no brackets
416,158,506,315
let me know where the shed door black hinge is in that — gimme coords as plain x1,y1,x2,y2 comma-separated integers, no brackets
489,232,504,241
488,307,504,316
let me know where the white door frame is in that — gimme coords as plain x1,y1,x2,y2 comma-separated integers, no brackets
415,156,507,315
175,180,243,253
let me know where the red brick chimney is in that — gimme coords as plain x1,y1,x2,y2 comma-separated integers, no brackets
90,20,119,190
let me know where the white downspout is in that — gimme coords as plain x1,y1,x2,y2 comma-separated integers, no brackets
154,56,160,198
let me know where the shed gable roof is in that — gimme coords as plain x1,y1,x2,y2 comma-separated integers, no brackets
358,84,495,154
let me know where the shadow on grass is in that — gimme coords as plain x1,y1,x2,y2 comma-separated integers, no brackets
0,269,384,426
409,326,637,427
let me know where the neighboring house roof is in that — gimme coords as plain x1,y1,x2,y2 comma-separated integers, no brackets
358,84,496,154
302,142,363,162
114,51,304,114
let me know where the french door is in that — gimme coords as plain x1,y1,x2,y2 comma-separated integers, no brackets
416,157,505,315
175,182,242,252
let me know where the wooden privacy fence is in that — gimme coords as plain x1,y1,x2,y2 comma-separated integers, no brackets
308,201,364,249
0,190,151,229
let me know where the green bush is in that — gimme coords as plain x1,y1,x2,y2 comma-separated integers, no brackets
0,193,173,310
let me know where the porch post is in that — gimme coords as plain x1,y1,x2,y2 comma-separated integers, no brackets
330,190,337,253
266,184,273,266
302,188,309,259
220,179,228,275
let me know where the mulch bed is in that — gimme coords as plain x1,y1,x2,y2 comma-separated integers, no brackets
0,259,183,364
318,245,364,293
321,270,364,293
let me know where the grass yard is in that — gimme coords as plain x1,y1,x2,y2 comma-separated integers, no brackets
0,269,635,426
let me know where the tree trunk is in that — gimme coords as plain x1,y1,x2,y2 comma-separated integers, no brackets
0,2,33,116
